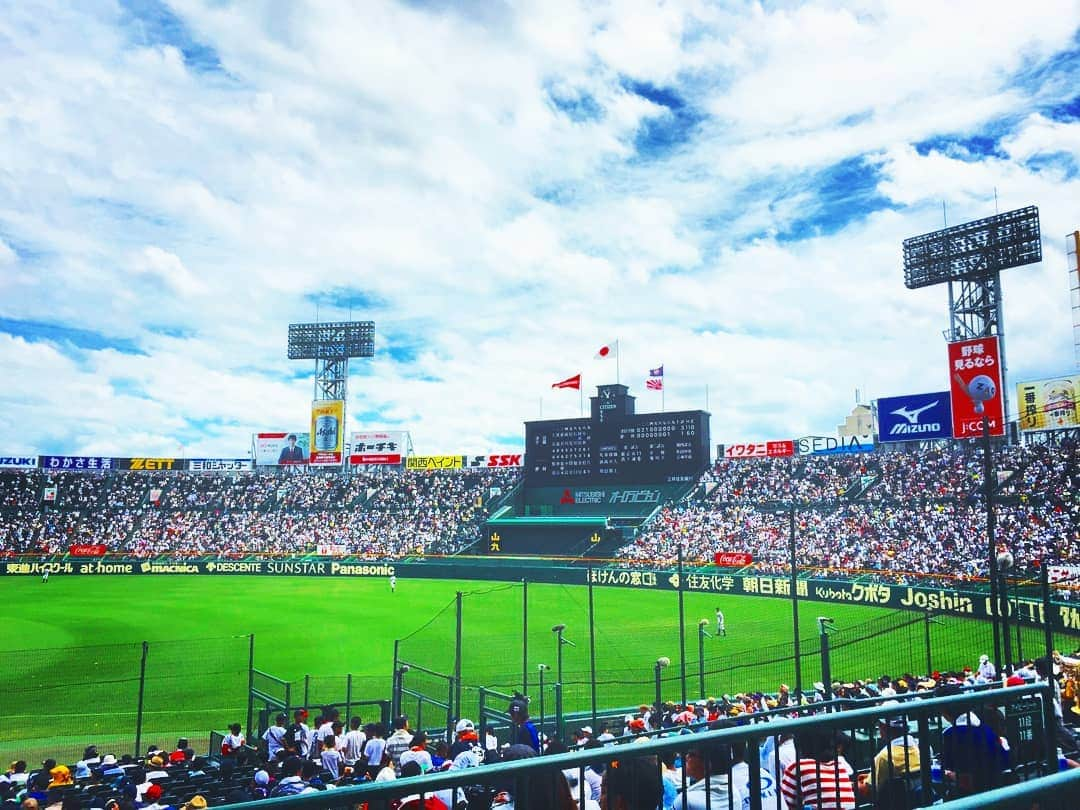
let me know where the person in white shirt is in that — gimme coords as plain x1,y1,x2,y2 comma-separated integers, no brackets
977,654,996,682
221,723,245,757
340,717,367,766
263,713,288,762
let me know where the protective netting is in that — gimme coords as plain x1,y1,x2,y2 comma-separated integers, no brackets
1,636,250,765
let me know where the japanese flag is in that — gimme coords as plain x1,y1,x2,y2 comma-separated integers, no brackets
595,341,618,359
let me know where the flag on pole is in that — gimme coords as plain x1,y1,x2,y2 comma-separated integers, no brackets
646,364,663,391
595,341,618,360
551,373,581,390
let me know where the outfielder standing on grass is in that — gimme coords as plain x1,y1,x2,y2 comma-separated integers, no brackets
715,607,726,637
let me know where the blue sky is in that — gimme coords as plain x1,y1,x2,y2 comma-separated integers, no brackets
0,1,1078,457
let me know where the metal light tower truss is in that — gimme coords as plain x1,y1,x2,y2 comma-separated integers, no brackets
903,205,1042,341
1070,231,1080,368
287,320,375,402
902,206,1043,430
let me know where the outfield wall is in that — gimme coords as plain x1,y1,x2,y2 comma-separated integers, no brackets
6,555,1079,635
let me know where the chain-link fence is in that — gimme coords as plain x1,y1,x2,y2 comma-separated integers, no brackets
391,574,1080,739
1,635,251,766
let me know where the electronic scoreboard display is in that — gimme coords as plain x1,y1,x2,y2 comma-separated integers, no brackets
525,385,710,486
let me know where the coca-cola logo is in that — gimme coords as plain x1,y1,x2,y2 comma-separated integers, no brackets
714,552,753,567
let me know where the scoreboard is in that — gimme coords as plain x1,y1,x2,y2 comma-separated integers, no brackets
525,385,710,486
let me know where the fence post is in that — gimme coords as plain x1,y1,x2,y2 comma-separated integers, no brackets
454,591,463,724
246,634,255,740
522,579,528,697
588,566,597,729
677,544,687,707
392,639,400,719
345,674,353,724
134,641,149,757
818,619,832,703
554,681,563,742
924,610,933,675
285,682,292,717
1041,563,1053,662
304,675,310,711
478,688,487,749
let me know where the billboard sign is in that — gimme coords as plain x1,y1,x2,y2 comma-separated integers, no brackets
0,456,37,469
794,435,874,456
117,458,181,471
350,431,407,465
253,432,310,466
464,454,524,468
187,458,252,472
876,392,952,442
40,456,116,471
1016,376,1079,432
406,455,464,470
948,337,1005,438
721,441,794,459
714,552,753,567
310,400,345,465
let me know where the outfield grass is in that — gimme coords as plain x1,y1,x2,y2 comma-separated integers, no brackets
3,573,1013,764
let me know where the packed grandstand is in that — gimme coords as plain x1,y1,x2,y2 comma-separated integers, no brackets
1,442,1076,588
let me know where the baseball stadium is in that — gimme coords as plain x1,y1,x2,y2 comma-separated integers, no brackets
5,3,1080,809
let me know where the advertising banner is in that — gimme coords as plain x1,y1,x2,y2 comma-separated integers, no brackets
253,432,310,466
406,455,464,470
310,400,345,465
1016,376,1079,432
116,458,181,471
876,392,952,442
948,336,1005,438
187,458,252,472
316,543,348,556
464,454,524,468
794,435,874,455
0,455,37,469
69,544,107,557
714,552,753,567
39,455,116,471
721,441,794,460
43,486,57,502
350,431,407,465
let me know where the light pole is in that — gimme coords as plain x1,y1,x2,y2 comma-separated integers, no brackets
998,550,1014,674
678,541,687,707
537,664,549,746
654,656,670,726
982,414,1004,677
552,624,574,740
697,619,711,699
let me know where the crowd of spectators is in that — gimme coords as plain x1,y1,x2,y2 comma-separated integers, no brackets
0,442,1075,582
5,649,1078,810
623,441,1079,587
0,467,516,558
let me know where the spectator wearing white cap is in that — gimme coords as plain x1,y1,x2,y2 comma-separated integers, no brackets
977,655,996,682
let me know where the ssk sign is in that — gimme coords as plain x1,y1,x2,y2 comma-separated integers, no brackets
948,337,1005,438
714,552,753,567
465,454,523,468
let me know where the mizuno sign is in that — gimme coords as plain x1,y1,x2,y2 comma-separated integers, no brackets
877,392,952,443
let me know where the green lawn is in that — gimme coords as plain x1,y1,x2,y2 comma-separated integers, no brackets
3,573,1018,765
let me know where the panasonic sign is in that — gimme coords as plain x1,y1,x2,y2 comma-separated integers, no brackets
876,392,952,443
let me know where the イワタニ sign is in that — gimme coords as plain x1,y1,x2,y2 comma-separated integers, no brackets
722,441,794,459
947,336,1004,438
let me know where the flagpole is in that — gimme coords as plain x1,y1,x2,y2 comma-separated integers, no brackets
579,380,584,417
705,384,709,412
539,397,543,418
662,382,665,413
616,340,620,386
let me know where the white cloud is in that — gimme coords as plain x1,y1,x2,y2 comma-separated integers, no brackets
0,0,1077,456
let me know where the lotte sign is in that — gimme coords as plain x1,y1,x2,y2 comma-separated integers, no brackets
947,336,1005,438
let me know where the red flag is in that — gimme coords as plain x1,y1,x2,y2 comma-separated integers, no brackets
552,373,581,390
594,341,618,359
646,378,663,391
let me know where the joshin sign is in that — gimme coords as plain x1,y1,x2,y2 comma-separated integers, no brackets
948,336,1004,438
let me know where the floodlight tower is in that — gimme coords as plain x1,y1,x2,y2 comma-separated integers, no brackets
287,321,375,454
902,205,1043,428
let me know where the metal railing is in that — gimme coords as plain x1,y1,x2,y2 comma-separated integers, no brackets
209,684,1066,810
